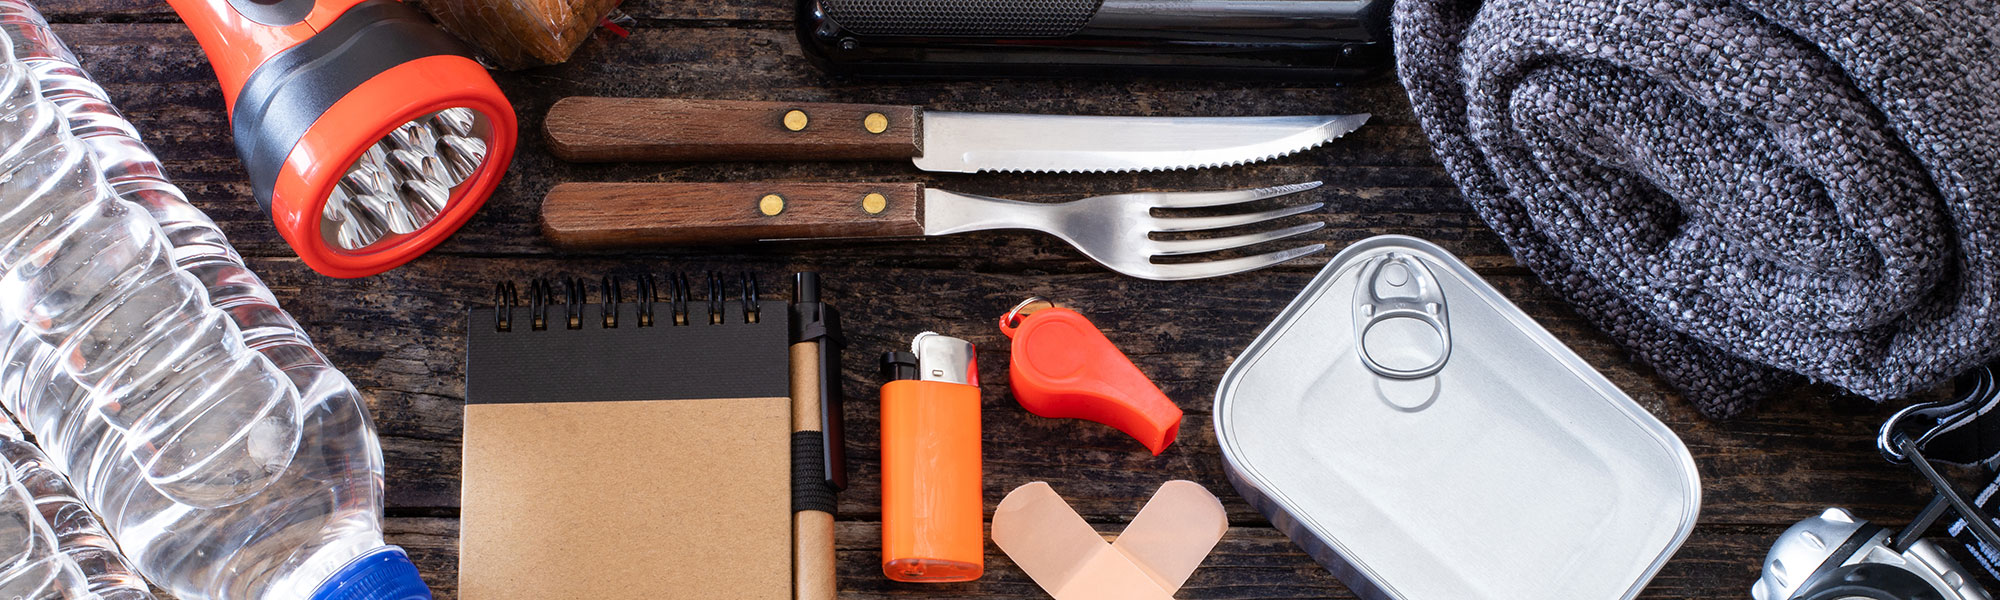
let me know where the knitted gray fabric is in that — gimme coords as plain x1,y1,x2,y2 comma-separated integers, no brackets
1393,0,2000,418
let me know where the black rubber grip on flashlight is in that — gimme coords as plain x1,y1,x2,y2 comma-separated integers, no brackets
231,0,474,213
224,0,314,27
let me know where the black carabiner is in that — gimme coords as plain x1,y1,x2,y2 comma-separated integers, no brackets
1879,365,2000,465
1875,364,2000,554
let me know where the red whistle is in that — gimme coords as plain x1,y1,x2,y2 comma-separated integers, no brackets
999,298,1183,455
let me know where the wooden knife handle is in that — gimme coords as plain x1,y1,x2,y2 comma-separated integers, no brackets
545,97,923,163
543,182,926,247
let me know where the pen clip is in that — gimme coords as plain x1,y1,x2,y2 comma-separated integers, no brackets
792,272,848,491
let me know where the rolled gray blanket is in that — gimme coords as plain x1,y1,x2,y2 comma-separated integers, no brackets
1394,0,2000,418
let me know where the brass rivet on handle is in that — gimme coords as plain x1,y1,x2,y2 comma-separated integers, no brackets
783,110,809,131
759,194,785,216
862,192,887,214
864,112,889,134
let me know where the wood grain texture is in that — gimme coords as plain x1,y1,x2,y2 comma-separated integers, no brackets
389,518,1795,600
543,181,925,246
39,3,1980,599
545,97,922,162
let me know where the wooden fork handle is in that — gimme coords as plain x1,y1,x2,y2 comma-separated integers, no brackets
545,97,923,163
543,182,927,248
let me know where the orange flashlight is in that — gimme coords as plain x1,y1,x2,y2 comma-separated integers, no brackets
879,333,985,583
167,0,517,277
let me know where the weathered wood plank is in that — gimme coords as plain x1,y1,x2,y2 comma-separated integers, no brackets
237,254,1930,527
38,3,1974,599
33,0,172,21
616,0,793,23
388,517,1799,600
58,23,1468,261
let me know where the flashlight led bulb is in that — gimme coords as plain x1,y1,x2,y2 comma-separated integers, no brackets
322,107,490,251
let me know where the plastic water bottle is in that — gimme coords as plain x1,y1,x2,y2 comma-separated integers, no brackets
0,433,95,600
0,4,430,600
0,416,153,600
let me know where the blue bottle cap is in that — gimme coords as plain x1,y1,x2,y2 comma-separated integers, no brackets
311,546,432,600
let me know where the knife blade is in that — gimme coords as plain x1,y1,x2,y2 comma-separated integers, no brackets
544,97,1368,172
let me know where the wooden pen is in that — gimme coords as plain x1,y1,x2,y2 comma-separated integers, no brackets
789,273,845,600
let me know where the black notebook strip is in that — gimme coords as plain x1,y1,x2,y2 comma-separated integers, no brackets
490,273,761,332
466,273,787,405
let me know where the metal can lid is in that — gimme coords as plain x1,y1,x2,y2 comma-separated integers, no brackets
1214,235,1700,600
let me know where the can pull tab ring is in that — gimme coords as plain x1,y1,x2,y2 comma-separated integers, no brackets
1354,253,1450,380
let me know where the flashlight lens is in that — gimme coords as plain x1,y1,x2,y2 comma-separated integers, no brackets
321,107,491,252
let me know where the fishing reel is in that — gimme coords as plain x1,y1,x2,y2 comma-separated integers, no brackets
1755,507,1986,600
1754,366,2000,600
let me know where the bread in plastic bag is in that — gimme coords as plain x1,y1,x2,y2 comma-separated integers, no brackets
426,0,622,70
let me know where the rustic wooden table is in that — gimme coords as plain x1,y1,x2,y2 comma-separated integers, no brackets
42,1,1960,598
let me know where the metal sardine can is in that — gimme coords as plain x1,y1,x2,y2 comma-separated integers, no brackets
1214,235,1700,600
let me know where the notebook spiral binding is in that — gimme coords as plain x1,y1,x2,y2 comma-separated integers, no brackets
492,273,760,332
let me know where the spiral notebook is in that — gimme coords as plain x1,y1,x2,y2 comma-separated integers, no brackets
460,274,790,600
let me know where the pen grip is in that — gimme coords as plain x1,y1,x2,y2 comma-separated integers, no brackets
542,182,926,248
791,341,839,600
545,97,922,162
880,380,984,582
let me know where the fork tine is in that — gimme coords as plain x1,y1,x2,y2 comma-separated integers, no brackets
1144,181,1323,208
1152,222,1326,256
1152,202,1325,233
1141,244,1328,281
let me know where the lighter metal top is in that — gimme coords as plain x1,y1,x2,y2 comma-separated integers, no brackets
912,332,977,386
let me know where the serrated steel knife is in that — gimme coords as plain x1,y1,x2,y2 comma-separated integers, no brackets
544,97,1368,172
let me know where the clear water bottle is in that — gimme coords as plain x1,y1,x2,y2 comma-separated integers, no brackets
0,432,94,600
0,4,430,600
0,17,298,512
0,416,153,600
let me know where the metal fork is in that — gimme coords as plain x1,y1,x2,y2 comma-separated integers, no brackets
924,181,1327,280
540,180,1328,279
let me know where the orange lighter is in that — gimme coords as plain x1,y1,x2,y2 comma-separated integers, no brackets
878,333,984,583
